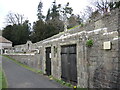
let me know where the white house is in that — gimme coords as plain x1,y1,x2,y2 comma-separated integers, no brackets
0,36,12,54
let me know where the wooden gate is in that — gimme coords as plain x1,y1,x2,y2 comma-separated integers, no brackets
61,45,77,85
46,47,51,76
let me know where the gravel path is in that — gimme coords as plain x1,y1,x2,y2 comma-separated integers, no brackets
2,56,67,88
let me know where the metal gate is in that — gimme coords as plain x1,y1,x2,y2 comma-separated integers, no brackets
61,45,77,85
46,47,51,76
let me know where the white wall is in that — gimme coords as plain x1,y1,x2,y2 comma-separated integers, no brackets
0,42,12,49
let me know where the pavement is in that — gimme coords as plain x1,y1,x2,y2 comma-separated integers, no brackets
2,56,69,89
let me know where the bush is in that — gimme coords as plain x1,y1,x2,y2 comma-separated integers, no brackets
86,39,93,47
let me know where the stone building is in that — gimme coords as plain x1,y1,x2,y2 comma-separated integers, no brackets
9,8,120,88
0,36,12,54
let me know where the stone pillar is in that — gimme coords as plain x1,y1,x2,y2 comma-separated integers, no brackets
51,46,54,76
77,34,88,88
57,44,61,79
42,46,46,74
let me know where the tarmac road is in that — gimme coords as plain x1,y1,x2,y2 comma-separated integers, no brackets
2,56,67,89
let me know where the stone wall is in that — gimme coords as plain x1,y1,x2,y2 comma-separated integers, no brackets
8,8,120,88
8,54,43,71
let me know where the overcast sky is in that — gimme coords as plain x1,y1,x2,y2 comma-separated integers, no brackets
0,0,91,30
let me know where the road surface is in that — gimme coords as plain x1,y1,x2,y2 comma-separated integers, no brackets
2,56,67,88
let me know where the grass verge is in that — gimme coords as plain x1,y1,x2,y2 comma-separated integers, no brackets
2,70,8,89
0,65,7,89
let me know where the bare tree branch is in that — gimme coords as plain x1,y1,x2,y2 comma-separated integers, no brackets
6,12,26,25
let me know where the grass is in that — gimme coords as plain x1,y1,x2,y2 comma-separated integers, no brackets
0,67,2,89
0,63,7,89
2,71,8,89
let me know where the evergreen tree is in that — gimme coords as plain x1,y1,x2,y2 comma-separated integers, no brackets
2,20,31,46
37,1,44,20
46,9,51,21
50,1,60,19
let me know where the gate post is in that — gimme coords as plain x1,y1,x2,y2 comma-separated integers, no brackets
42,46,46,74
77,36,88,88
57,45,62,79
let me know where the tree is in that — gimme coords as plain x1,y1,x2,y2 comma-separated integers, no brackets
2,20,31,46
6,12,25,25
30,19,61,43
76,15,83,24
79,6,95,22
31,0,65,43
31,20,46,42
37,1,45,20
62,2,73,18
45,1,64,32
92,0,120,13
109,1,120,10
60,2,73,30
31,1,85,43
2,25,14,43
95,0,109,13
50,1,60,19
46,9,51,21
47,18,64,32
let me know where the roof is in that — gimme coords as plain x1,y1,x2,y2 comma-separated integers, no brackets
0,36,12,43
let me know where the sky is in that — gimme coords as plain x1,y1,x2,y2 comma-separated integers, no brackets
0,0,90,30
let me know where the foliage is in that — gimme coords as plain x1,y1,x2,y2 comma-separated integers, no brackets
2,20,31,46
86,39,93,47
31,1,65,43
37,1,45,20
30,19,62,43
45,1,60,21
62,2,73,19
46,1,65,32
50,1,60,20
109,1,120,10
46,9,51,21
